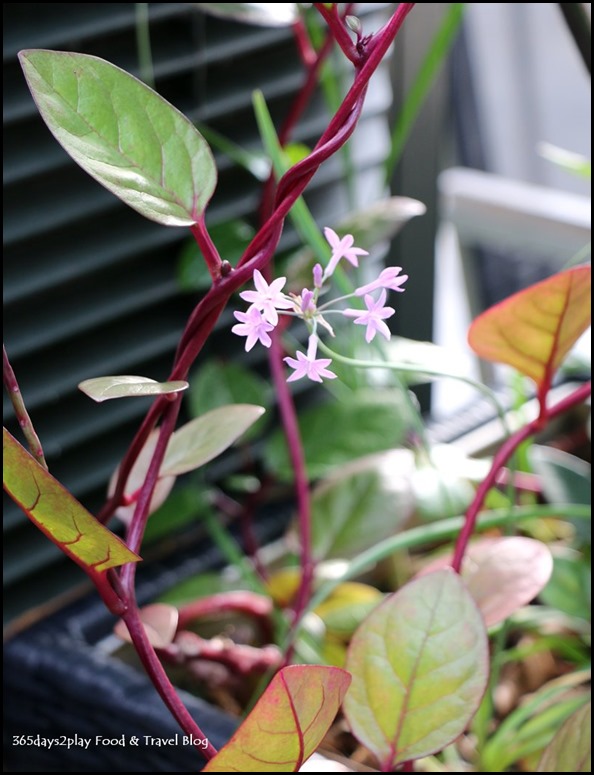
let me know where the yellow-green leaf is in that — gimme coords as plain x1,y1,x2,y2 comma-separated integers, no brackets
468,266,591,390
202,665,351,772
19,50,217,226
344,570,489,769
3,428,140,574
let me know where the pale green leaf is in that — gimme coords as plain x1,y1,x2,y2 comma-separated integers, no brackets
161,404,265,475
78,375,188,402
344,570,489,769
19,50,217,225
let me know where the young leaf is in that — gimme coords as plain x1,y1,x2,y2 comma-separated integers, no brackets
195,3,300,27
19,50,217,226
468,265,591,391
161,404,265,476
114,603,179,649
79,375,188,402
417,537,554,627
344,569,489,770
537,701,591,772
202,665,351,772
3,428,140,574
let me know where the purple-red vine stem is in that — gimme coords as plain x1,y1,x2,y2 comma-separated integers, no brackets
313,3,361,65
452,380,591,573
3,345,47,470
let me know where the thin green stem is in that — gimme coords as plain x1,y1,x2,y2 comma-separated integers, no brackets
385,3,466,183
303,503,590,617
317,338,509,433
135,3,155,88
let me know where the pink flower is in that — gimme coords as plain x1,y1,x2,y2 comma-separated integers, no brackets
343,289,395,343
284,336,337,383
323,227,368,276
232,306,275,351
355,266,408,296
313,263,323,289
239,269,293,325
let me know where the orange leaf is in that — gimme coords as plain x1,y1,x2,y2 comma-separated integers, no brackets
202,665,351,772
468,266,591,390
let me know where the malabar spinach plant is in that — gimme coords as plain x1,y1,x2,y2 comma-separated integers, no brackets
3,3,591,772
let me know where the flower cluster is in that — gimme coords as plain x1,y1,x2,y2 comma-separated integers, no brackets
232,227,408,382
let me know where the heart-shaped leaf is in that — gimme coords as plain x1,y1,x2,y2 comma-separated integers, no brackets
344,569,489,770
417,537,553,627
161,404,265,476
79,376,188,402
114,603,179,649
202,665,351,772
108,429,177,526
195,3,300,27
19,50,217,226
3,428,140,574
537,701,591,772
468,265,591,391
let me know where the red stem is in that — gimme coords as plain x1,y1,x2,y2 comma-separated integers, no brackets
3,344,47,470
190,215,223,281
268,333,314,626
292,16,317,67
122,602,217,759
314,3,361,65
452,380,591,572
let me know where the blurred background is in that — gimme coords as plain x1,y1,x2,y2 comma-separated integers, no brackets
3,3,591,621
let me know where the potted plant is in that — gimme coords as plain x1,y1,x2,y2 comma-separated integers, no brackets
4,3,591,772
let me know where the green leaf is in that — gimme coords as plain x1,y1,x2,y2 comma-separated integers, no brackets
468,266,592,391
3,428,140,575
264,390,409,481
539,548,591,621
195,3,300,27
177,220,256,292
306,449,416,561
417,537,554,627
343,569,489,770
161,404,265,476
78,375,188,402
19,50,217,226
189,360,272,440
142,484,211,545
537,701,591,772
202,665,351,772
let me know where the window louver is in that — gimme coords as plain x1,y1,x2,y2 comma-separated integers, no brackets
3,3,393,622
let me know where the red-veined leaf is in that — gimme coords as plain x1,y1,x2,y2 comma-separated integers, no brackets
344,570,489,770
3,428,140,574
202,665,351,772
468,265,591,390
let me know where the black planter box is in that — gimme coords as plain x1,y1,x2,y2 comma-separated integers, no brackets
4,511,289,773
